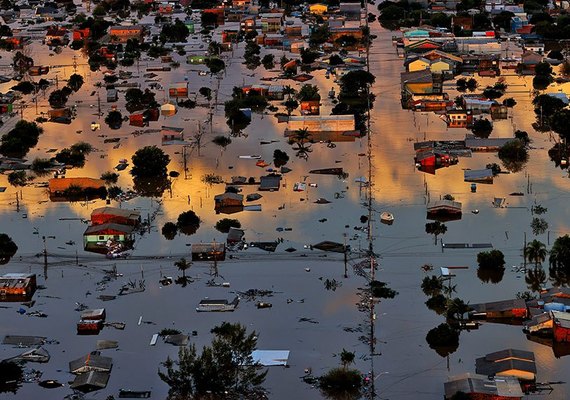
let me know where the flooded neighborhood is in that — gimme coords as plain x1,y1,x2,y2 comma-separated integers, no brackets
2,0,570,398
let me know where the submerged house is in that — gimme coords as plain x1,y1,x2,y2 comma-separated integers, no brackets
415,151,458,174
464,168,494,183
259,175,281,191
69,352,113,374
48,178,106,201
161,126,186,145
191,243,226,261
470,298,528,320
0,273,36,301
83,223,135,254
70,371,110,392
285,115,356,135
214,192,244,214
444,373,524,400
426,199,462,220
90,207,140,226
475,349,536,382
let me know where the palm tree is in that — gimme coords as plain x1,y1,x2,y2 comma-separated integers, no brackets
174,257,192,279
339,349,355,371
446,298,470,321
524,239,547,267
290,128,313,145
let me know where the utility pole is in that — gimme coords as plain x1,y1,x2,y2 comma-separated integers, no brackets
97,93,101,119
15,192,19,212
42,236,48,280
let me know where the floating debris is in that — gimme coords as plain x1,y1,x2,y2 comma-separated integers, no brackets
38,379,63,389
298,317,318,324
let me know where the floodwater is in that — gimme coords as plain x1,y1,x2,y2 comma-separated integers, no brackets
1,9,570,400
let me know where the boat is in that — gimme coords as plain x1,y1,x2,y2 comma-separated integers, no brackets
314,198,331,204
246,193,262,201
239,155,261,159
256,160,270,168
380,212,394,225
196,296,239,312
309,168,344,175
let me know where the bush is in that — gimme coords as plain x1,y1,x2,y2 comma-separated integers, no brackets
273,149,289,167
177,211,200,235
319,368,362,396
7,171,27,187
426,323,459,353
131,146,170,178
215,218,241,233
162,222,178,240
471,118,493,138
0,233,18,262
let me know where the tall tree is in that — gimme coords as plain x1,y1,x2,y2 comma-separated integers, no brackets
131,146,170,178
524,239,547,267
550,234,570,270
159,322,267,398
174,257,192,279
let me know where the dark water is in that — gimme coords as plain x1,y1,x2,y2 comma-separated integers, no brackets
1,10,570,400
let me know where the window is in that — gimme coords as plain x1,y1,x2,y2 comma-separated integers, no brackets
99,236,105,240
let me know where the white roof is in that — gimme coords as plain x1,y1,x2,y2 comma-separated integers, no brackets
251,350,290,366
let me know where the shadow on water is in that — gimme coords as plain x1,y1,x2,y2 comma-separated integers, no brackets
0,361,24,394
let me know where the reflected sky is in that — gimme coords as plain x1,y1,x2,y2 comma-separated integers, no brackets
2,15,570,400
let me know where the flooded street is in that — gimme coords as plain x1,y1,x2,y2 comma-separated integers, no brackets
1,8,570,399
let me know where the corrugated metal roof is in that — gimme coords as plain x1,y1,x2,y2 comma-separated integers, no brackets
84,223,135,235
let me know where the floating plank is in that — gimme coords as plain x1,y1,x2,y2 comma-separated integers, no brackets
150,334,159,346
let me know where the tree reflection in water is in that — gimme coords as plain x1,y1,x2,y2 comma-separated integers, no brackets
133,176,170,198
549,266,570,287
525,267,547,292
477,266,505,284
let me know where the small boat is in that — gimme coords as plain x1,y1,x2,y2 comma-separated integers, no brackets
471,209,479,214
256,160,270,168
239,155,261,159
314,198,331,204
115,162,128,171
256,302,272,309
246,193,262,201
380,212,394,225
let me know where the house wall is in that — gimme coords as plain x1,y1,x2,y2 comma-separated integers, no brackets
287,117,355,132
84,233,128,243
405,82,433,94
431,61,451,73
409,60,430,72
554,324,570,342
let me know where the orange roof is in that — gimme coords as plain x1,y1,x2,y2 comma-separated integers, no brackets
48,178,105,192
